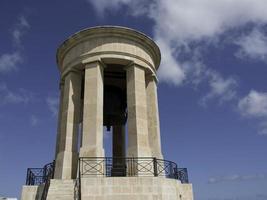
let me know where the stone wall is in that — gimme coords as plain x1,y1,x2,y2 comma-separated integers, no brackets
81,177,193,200
21,185,44,200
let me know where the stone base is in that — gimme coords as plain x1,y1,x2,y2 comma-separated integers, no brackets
21,177,193,200
81,177,194,200
21,185,44,200
46,179,76,200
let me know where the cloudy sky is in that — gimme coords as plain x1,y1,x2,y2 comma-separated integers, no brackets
1,0,267,199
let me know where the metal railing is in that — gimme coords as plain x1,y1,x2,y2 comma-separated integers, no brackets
25,161,55,200
25,157,188,200
40,161,55,200
79,157,189,183
177,168,189,183
26,161,55,186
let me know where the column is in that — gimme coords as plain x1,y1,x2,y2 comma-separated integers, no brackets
146,74,163,159
112,125,126,176
54,71,82,179
113,125,126,158
54,81,64,159
79,61,105,158
126,64,152,157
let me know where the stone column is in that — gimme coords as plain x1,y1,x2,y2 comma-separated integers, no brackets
112,125,126,176
113,125,126,158
54,71,82,179
126,64,152,157
54,81,64,159
79,61,105,158
146,74,163,159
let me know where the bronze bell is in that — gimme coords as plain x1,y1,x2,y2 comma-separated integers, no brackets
103,85,127,131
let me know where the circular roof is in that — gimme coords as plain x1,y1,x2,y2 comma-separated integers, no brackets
56,26,161,69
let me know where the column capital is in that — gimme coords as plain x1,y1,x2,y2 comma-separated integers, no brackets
60,69,81,89
146,73,158,84
124,61,145,72
62,68,81,79
84,59,106,69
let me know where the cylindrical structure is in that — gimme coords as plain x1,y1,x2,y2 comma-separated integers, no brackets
55,26,163,179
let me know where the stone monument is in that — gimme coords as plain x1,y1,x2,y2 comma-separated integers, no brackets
21,26,194,200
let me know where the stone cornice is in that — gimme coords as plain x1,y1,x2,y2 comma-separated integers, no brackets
56,26,161,71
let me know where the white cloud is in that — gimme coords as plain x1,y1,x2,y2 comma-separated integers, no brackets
238,90,267,135
238,90,267,118
208,173,267,184
151,0,267,41
46,96,59,116
148,0,267,86
87,0,267,106
88,0,267,42
156,38,185,86
0,82,32,105
12,15,30,47
0,15,30,74
87,0,267,85
200,70,238,105
0,52,22,73
235,28,267,62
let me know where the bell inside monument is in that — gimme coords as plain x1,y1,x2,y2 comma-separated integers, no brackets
103,85,127,131
103,65,127,176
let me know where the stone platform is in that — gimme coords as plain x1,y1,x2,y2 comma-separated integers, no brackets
21,177,193,200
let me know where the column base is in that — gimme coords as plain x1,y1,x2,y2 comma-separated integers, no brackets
54,151,78,179
46,179,76,200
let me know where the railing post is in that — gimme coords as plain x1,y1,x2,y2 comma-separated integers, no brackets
78,158,81,179
29,171,32,185
43,164,47,183
128,158,131,176
79,158,81,200
105,157,108,176
33,171,36,185
177,168,189,183
52,160,55,179
80,157,83,177
26,169,29,185
174,167,178,179
153,157,158,177
129,157,134,176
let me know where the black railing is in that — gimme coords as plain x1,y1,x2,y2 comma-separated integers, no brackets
26,161,55,186
79,157,189,183
40,161,55,200
177,168,189,183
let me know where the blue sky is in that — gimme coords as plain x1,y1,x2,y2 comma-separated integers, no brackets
1,0,267,199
